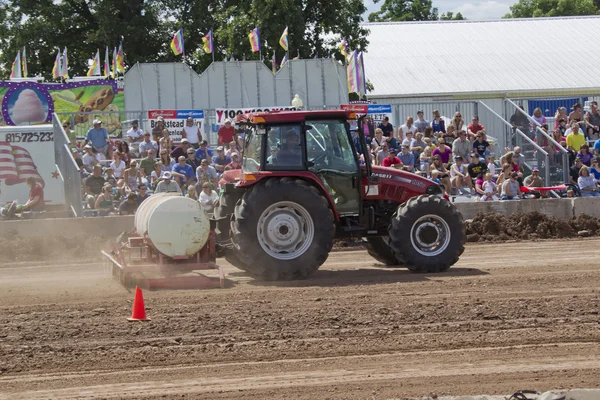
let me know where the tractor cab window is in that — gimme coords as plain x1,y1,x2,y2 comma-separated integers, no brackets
242,128,261,172
305,120,358,173
265,125,303,169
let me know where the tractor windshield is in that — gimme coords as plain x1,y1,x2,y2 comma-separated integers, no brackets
305,120,357,171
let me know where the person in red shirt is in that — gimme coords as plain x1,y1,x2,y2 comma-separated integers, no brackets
382,149,403,168
217,119,236,145
467,116,485,140
1,177,45,218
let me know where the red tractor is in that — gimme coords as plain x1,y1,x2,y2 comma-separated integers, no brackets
213,109,465,280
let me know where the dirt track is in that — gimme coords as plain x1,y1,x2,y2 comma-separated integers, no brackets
1,240,599,399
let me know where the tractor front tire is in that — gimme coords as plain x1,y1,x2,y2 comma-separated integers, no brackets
388,195,465,273
365,237,402,266
231,178,334,280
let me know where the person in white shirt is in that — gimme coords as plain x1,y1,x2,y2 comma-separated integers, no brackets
109,151,126,179
181,117,202,148
199,182,219,213
486,154,497,178
398,116,417,141
126,120,144,143
481,172,499,201
82,144,105,172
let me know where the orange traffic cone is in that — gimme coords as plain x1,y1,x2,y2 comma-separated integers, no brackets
127,286,150,321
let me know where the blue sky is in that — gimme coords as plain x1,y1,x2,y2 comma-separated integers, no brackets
364,0,515,21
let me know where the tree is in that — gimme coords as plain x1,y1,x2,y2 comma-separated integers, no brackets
368,0,439,22
504,0,599,18
440,11,465,20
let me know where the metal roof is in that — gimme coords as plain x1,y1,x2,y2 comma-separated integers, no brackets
363,16,600,98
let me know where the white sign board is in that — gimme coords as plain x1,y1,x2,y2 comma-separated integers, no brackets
0,125,65,206
215,106,297,125
147,110,205,142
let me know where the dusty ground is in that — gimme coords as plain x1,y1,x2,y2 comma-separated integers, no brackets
0,239,599,399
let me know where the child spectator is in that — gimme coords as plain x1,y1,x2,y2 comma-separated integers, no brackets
137,184,151,205
481,173,499,201
420,146,432,177
577,144,593,166
431,170,440,184
486,154,497,178
186,185,198,200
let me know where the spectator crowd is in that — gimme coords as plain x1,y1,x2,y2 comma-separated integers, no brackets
73,116,242,217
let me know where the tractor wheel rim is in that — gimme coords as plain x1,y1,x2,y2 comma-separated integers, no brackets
257,201,314,260
409,214,451,257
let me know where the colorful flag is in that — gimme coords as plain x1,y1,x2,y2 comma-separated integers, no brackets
21,47,27,78
62,48,69,79
52,50,61,79
358,52,366,96
248,26,260,53
280,53,288,68
117,42,125,72
271,52,277,73
112,47,117,78
103,47,110,77
202,29,213,54
279,26,288,51
10,51,21,79
346,50,358,93
86,49,100,77
338,40,348,60
170,28,184,55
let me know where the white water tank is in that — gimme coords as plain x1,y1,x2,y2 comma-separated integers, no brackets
134,193,210,258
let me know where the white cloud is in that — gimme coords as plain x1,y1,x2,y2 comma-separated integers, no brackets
363,0,514,21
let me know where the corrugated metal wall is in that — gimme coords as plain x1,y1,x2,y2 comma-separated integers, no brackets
124,60,348,112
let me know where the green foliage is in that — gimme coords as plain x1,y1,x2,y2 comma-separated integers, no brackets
0,0,369,78
440,11,466,20
504,0,599,18
368,0,439,22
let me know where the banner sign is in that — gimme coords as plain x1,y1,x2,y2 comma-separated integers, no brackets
147,109,205,141
0,125,65,206
367,104,393,125
0,80,124,141
215,107,297,125
340,104,368,114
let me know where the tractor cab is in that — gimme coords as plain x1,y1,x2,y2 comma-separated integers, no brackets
237,110,364,217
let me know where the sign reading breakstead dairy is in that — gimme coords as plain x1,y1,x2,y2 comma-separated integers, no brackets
147,110,205,141
215,107,297,125
0,125,65,206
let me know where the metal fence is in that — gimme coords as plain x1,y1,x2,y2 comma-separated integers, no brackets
52,113,83,217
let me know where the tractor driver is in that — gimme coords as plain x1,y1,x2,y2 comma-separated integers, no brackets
273,129,302,166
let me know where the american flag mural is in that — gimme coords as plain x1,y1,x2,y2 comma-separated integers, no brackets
0,141,44,187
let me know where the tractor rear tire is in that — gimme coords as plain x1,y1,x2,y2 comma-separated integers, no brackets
365,237,402,266
388,195,465,273
231,177,334,280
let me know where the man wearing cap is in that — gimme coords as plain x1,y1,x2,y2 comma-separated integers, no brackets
398,144,415,171
213,146,231,174
82,144,104,173
85,119,112,158
195,140,214,163
152,116,169,142
170,138,191,160
414,111,429,133
126,120,144,143
382,149,402,168
154,171,182,194
181,117,202,148
139,131,158,158
377,116,394,138
218,119,236,145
